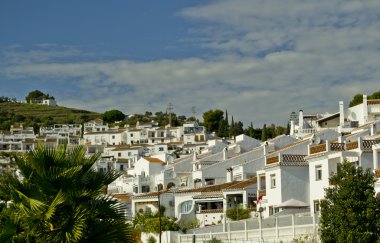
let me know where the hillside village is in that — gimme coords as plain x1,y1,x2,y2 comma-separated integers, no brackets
1,94,380,242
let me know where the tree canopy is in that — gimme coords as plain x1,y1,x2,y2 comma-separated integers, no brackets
102,109,126,123
320,161,380,242
202,109,224,133
0,145,132,242
349,90,380,107
25,90,54,102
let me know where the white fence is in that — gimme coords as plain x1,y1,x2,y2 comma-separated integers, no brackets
179,213,320,243
178,224,318,243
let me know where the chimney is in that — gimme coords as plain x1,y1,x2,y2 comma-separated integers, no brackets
370,124,376,136
226,167,233,182
363,94,368,122
290,120,295,136
339,101,345,127
223,147,227,160
299,110,304,130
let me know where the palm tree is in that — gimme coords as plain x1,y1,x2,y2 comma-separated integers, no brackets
0,144,133,242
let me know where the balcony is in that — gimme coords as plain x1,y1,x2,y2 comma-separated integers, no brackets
197,209,223,214
310,144,327,155
282,154,306,163
330,143,345,152
346,141,358,150
266,155,279,165
362,140,380,151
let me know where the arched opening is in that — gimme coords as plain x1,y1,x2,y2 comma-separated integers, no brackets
166,182,176,189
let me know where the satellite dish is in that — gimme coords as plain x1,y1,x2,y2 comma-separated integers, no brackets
313,137,321,144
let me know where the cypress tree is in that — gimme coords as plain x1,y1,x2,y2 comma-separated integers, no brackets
261,124,267,141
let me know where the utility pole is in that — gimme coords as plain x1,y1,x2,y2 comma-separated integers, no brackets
167,103,173,127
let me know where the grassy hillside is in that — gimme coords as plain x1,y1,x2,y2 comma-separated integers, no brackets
0,102,100,132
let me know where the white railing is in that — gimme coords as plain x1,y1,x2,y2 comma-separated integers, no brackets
178,224,318,243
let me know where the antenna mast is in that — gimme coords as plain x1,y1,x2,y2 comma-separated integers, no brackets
192,106,196,121
167,103,174,127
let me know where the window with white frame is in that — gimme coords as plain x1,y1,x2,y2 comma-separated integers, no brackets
181,201,193,213
315,165,322,181
270,174,276,188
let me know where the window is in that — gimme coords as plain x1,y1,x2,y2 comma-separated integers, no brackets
112,135,115,139
181,201,193,213
159,147,164,151
130,133,133,137
315,165,322,181
314,200,320,213
141,186,150,193
270,174,276,188
120,164,124,171
269,206,274,215
118,152,121,157
128,152,131,156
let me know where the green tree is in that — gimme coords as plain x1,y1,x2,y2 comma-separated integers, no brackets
244,122,255,138
217,119,229,138
261,124,267,141
320,161,380,242
25,90,54,103
370,90,380,99
202,109,224,133
103,109,126,123
226,208,250,221
349,93,364,107
0,145,132,242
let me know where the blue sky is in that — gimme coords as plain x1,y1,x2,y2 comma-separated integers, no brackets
1,0,380,127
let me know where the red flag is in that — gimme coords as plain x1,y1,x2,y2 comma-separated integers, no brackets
256,195,263,205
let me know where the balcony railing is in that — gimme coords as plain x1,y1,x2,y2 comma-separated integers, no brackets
197,209,223,214
282,154,306,163
330,143,345,151
266,155,279,165
362,140,380,151
310,144,327,154
346,141,358,150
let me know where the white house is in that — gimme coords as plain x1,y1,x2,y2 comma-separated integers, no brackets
84,119,109,133
307,123,380,214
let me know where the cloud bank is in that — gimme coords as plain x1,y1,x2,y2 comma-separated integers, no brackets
1,0,380,126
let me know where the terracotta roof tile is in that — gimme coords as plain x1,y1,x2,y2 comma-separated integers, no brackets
222,177,257,190
268,139,308,154
145,157,164,163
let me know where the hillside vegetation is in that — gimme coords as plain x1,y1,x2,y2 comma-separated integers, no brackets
0,102,100,132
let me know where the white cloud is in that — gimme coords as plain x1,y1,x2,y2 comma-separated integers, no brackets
1,0,380,127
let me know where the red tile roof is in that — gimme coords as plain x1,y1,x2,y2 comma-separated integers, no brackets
145,157,164,163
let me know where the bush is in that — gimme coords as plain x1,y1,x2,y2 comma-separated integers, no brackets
204,237,222,243
147,235,156,243
226,208,250,221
